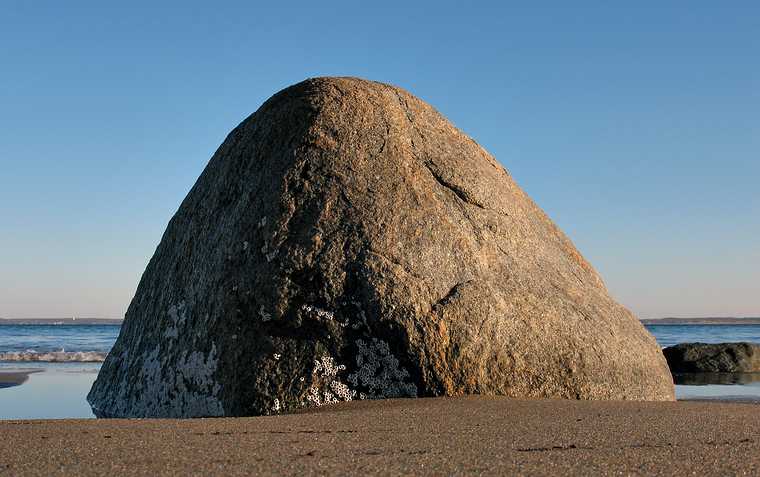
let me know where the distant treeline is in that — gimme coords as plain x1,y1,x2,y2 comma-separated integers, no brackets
0,318,123,325
641,317,760,325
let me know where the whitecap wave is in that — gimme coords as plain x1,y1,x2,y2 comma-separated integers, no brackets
0,351,107,362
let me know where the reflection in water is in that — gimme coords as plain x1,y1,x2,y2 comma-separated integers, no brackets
673,372,760,385
0,364,100,420
3,363,759,419
675,372,760,401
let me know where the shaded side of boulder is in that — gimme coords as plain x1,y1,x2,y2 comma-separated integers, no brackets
88,77,674,418
663,342,760,373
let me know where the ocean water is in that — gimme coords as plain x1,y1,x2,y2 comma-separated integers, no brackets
644,324,760,348
0,324,120,419
645,324,760,402
0,324,118,362
1,323,759,419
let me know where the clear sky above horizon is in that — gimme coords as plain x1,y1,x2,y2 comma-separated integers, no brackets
1,2,758,319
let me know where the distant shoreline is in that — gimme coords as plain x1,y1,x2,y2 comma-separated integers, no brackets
642,317,760,325
0,318,123,326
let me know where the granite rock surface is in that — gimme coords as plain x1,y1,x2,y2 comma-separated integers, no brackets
88,77,674,417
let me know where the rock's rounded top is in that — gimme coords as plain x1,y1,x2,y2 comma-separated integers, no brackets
89,77,674,418
261,76,415,108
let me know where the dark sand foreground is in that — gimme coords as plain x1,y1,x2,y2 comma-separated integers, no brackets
1,396,759,476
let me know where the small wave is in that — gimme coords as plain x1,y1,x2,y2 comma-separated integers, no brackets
0,351,107,362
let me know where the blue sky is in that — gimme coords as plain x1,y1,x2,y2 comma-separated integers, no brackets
1,2,757,319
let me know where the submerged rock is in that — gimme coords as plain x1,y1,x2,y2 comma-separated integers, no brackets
88,77,674,417
663,342,760,373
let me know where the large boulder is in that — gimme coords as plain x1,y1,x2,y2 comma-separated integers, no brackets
663,342,760,373
88,77,674,418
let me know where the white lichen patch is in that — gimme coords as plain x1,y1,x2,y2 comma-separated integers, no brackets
306,355,356,407
260,241,278,262
95,342,224,418
302,304,335,321
259,305,272,322
302,304,348,327
347,338,417,398
164,301,188,340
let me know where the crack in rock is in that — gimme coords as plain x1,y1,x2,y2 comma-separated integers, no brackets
423,162,486,210
433,280,473,310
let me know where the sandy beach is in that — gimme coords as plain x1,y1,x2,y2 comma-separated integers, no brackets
1,396,758,476
0,369,41,389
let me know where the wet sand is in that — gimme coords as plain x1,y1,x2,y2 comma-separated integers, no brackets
1,396,759,476
0,369,41,389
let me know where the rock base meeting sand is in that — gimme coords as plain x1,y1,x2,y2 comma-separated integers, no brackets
1,397,758,475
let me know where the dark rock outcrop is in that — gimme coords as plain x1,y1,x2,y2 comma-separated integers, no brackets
663,342,760,373
88,77,674,418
